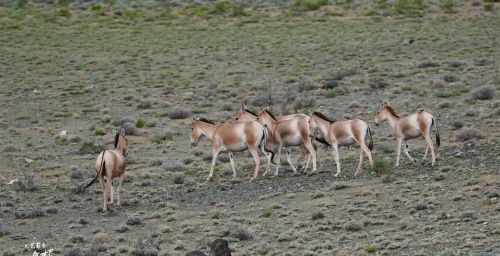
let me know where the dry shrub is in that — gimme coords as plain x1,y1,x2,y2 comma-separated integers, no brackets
169,108,191,119
224,222,253,241
13,175,37,192
456,128,483,141
471,86,495,100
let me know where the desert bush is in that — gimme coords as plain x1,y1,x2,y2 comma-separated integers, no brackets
484,2,494,11
151,135,166,144
450,120,463,130
126,217,142,226
368,77,388,89
440,0,454,13
230,3,247,17
224,222,253,241
94,129,106,136
293,97,317,112
344,221,362,231
366,157,393,176
328,67,358,81
443,73,459,83
135,117,146,128
448,60,465,68
16,0,27,8
261,208,273,218
456,128,483,141
173,174,185,184
79,141,105,154
417,60,439,68
363,244,378,253
311,211,325,220
123,122,139,135
471,85,495,100
324,89,337,98
15,208,45,219
322,79,339,89
293,0,329,11
169,108,191,119
163,163,185,172
13,175,37,192
70,170,85,180
137,100,153,109
0,223,11,237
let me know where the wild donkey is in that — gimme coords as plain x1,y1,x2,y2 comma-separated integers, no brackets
190,116,273,181
257,109,317,176
235,105,314,172
86,128,128,213
309,111,373,177
375,102,440,166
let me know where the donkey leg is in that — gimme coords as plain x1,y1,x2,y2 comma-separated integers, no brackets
422,144,429,162
103,179,112,213
395,138,402,167
303,154,311,173
423,135,436,166
110,181,115,207
297,145,308,170
274,147,282,176
207,149,220,181
332,144,341,177
117,176,124,207
286,148,297,174
249,148,260,181
263,153,272,176
228,153,237,181
304,141,317,173
355,148,364,176
403,142,417,163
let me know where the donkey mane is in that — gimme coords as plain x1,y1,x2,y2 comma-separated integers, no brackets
313,111,336,123
199,117,216,125
385,106,400,118
114,133,120,148
264,109,277,121
244,109,257,117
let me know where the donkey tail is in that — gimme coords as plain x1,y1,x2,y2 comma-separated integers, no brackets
261,125,276,164
432,117,441,149
367,124,374,151
84,150,106,190
314,136,330,148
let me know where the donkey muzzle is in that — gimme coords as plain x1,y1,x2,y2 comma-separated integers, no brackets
191,142,198,147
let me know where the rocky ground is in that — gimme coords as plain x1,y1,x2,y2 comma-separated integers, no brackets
0,1,499,255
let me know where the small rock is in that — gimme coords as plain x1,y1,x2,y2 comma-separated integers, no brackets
454,152,465,158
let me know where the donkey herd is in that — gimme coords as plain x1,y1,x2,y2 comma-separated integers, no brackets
86,102,441,213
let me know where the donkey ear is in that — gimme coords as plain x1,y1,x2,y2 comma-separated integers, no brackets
380,100,385,107
307,109,313,115
387,100,391,106
112,128,116,134
120,128,125,135
266,105,271,111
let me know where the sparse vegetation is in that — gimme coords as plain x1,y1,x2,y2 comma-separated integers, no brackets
224,222,253,241
151,134,166,144
79,141,106,154
457,128,483,141
366,157,394,176
471,85,495,100
169,108,191,120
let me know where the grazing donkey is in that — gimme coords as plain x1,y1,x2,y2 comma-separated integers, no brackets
257,109,317,176
375,102,440,166
190,116,273,181
234,105,314,172
309,111,373,177
85,128,127,213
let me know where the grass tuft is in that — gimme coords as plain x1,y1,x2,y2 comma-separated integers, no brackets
366,157,394,176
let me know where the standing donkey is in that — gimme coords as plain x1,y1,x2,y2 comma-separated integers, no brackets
234,105,314,172
308,111,373,177
375,101,440,166
85,128,127,213
190,116,273,181
257,109,317,176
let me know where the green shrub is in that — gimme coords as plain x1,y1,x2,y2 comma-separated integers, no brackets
366,157,393,176
94,129,106,136
325,89,337,98
294,0,329,11
58,0,69,6
136,117,146,128
363,244,378,253
214,0,230,13
440,0,454,13
90,4,102,11
151,135,166,144
58,8,71,18
261,208,273,218
16,0,27,8
484,2,494,11
79,141,106,154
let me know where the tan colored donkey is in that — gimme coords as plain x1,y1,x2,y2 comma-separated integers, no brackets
190,116,273,181
257,109,317,176
85,128,128,213
375,102,440,166
309,111,373,177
